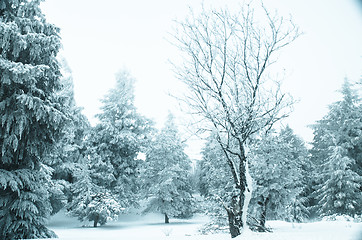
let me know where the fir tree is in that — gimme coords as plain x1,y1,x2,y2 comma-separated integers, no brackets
66,158,121,227
279,126,310,222
142,113,194,223
45,59,90,214
0,0,65,238
91,70,152,208
310,79,362,217
315,144,361,217
248,129,303,230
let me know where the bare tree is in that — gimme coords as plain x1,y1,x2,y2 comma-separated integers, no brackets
171,3,299,238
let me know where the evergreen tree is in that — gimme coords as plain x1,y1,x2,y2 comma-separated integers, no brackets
196,133,233,231
279,126,310,222
45,59,90,214
248,129,303,230
310,79,362,217
315,144,361,217
66,157,121,227
142,113,194,223
0,0,65,238
91,70,152,208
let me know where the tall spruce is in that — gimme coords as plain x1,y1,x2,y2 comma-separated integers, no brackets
310,79,362,217
91,70,151,208
0,0,65,238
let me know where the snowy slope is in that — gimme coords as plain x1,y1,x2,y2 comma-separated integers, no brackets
46,211,362,240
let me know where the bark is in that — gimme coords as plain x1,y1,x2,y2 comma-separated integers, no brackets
164,213,169,224
227,209,241,238
93,215,99,228
257,196,269,232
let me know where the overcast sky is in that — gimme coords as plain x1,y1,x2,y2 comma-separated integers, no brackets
41,0,362,158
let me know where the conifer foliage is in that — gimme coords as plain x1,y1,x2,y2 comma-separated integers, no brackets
248,128,306,230
91,70,152,208
142,113,194,223
0,0,64,238
311,80,362,217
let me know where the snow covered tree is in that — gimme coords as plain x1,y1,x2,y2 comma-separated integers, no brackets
315,144,361,217
248,129,303,231
278,126,310,223
45,59,90,214
0,0,66,238
311,79,362,217
66,158,121,227
196,133,233,231
197,133,232,199
91,70,152,208
142,113,194,223
171,3,299,237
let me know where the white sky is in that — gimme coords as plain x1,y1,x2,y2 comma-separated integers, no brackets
41,0,362,159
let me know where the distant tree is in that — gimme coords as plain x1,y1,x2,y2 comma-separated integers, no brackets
310,79,362,217
278,126,310,223
197,133,232,198
172,3,299,237
196,133,233,231
91,70,152,208
0,0,66,238
142,113,194,223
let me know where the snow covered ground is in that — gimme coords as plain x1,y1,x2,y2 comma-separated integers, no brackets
46,211,362,240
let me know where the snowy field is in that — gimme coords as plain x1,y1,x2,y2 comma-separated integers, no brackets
45,211,362,240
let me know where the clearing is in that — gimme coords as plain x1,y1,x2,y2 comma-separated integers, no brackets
46,211,362,240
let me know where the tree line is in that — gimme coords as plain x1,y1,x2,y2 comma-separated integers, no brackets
0,1,361,239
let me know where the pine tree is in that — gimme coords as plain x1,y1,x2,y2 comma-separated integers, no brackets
45,59,90,214
66,158,121,227
196,133,234,231
0,0,65,238
315,144,361,217
279,126,310,222
310,79,362,217
142,113,194,223
91,70,152,208
248,129,303,230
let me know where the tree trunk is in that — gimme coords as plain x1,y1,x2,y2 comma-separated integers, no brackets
93,215,99,228
257,196,269,232
227,209,242,238
164,213,169,224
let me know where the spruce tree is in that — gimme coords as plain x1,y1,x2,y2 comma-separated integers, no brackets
142,113,194,223
311,79,362,217
0,0,65,238
66,157,121,227
45,59,90,214
196,133,234,231
248,129,303,230
91,70,152,208
315,144,361,217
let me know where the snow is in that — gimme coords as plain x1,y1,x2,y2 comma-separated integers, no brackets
242,160,253,228
45,211,362,240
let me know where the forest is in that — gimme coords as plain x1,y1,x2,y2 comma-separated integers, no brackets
0,0,361,239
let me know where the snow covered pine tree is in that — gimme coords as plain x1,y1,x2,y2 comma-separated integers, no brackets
142,113,194,223
0,0,66,238
311,80,362,217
